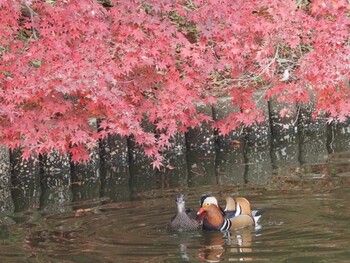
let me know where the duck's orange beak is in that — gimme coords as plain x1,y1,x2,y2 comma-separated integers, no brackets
197,207,205,215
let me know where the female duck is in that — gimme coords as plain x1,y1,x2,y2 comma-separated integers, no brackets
168,193,202,231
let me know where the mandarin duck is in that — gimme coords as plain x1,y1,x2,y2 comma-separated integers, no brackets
168,193,202,231
198,196,262,231
200,194,237,219
201,194,262,219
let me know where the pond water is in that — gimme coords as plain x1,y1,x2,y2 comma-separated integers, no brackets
1,179,350,262
1,125,350,262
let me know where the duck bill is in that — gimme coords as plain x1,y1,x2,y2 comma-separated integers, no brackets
197,207,205,215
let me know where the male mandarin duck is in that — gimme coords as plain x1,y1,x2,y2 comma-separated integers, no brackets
198,195,262,231
168,193,202,231
199,194,236,219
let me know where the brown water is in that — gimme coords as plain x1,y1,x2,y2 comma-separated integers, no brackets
1,171,350,262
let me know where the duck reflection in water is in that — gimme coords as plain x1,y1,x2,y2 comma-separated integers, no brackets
198,228,254,262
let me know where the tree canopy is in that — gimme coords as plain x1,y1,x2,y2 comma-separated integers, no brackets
0,0,349,167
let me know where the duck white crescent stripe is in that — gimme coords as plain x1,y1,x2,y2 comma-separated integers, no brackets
220,219,231,231
235,204,241,216
220,220,227,231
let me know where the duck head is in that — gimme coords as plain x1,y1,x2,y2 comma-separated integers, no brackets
176,193,186,213
197,201,225,230
200,194,218,207
200,194,228,216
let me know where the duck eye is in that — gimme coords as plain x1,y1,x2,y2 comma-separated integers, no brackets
205,203,210,207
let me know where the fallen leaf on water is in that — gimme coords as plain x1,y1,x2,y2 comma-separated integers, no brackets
75,208,93,217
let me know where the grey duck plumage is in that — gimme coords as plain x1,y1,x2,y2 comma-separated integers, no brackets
168,193,202,231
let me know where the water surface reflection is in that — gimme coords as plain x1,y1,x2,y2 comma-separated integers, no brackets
2,183,350,262
1,124,350,261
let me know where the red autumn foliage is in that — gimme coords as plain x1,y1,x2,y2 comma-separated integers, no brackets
0,0,349,167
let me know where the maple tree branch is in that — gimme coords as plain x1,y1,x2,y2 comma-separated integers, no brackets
209,45,280,94
255,83,273,103
182,0,196,11
23,1,38,40
292,106,301,126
